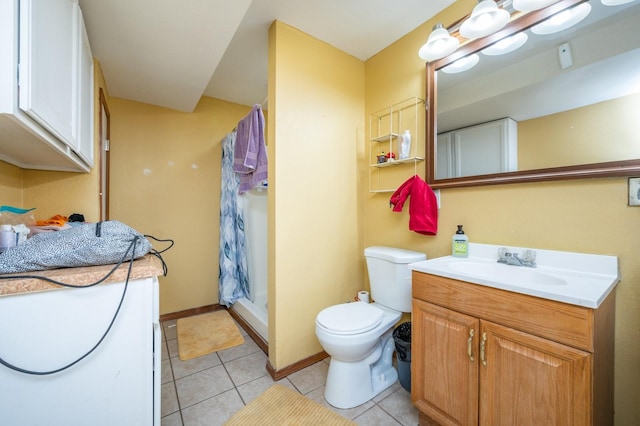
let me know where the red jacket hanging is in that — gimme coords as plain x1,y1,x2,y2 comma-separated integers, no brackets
389,175,438,235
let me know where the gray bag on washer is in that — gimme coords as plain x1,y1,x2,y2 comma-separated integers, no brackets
0,220,151,274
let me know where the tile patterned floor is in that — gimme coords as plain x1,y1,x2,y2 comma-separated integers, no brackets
161,317,419,425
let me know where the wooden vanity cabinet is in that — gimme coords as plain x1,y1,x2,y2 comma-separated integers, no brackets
411,272,615,426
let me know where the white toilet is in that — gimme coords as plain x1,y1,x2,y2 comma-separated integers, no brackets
315,246,426,409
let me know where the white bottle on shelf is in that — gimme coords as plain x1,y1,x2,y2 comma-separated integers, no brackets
400,129,411,160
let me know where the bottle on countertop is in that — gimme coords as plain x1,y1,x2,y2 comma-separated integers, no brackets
452,225,469,257
400,129,412,160
0,224,16,254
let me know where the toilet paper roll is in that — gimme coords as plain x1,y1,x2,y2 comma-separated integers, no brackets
358,291,370,303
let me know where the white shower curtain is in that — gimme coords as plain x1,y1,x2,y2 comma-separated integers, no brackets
218,131,249,306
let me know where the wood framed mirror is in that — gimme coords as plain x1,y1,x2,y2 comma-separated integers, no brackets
426,0,640,189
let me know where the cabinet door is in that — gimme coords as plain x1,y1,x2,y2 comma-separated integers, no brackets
479,321,591,426
19,0,76,148
73,2,94,166
413,299,479,426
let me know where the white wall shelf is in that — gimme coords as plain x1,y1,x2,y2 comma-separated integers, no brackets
371,132,399,143
370,157,425,168
369,97,425,193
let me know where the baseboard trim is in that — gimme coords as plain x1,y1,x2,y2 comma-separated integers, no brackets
266,351,329,381
227,307,269,355
159,304,222,322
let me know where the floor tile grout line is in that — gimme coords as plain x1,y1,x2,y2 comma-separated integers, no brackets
176,385,238,412
176,352,269,415
166,327,260,415
218,355,243,393
167,359,219,411
352,405,379,423
375,390,409,425
163,326,185,424
167,353,225,382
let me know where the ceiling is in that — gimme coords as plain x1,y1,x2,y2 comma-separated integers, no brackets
78,0,455,112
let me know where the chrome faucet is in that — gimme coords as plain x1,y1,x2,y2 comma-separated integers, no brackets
497,247,537,268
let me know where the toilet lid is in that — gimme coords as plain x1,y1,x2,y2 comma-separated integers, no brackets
317,302,384,334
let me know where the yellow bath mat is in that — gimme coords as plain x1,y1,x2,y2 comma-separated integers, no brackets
177,310,244,361
224,384,356,425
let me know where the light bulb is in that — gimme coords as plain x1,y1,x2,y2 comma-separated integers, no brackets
460,0,511,39
441,54,480,74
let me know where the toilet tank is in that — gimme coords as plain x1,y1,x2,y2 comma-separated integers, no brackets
364,246,427,313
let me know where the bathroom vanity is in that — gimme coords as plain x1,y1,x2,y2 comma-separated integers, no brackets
409,244,619,426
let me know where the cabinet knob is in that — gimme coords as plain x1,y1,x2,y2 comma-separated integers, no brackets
467,329,475,363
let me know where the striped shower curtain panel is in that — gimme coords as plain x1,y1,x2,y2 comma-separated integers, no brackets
218,131,250,306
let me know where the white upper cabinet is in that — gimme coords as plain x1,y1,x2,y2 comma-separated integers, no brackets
73,2,94,167
19,0,75,148
0,0,93,172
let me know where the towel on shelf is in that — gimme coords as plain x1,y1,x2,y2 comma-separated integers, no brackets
389,175,438,235
233,104,268,194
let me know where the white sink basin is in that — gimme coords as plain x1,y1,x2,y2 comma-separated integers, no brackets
409,243,619,308
446,260,566,287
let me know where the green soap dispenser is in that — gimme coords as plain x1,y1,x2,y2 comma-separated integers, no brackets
452,225,469,257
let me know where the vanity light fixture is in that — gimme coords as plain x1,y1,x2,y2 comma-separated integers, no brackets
481,32,529,55
513,0,559,12
531,2,592,34
418,23,460,61
460,0,511,39
441,54,480,73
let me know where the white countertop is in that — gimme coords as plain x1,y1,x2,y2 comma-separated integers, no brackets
409,243,619,308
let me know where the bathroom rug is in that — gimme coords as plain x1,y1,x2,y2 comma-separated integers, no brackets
224,384,356,425
176,310,244,360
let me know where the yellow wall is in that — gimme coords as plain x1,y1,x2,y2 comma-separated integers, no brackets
108,97,251,314
268,21,365,369
22,166,99,220
519,91,640,169
0,160,23,207
364,0,639,424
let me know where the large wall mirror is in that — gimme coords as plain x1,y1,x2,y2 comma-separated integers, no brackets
426,0,640,188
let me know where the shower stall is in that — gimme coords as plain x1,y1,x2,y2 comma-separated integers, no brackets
231,186,268,342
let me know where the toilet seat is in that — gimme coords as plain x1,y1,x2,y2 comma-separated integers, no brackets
317,302,384,335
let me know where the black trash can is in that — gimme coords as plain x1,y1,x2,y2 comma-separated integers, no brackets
393,321,411,392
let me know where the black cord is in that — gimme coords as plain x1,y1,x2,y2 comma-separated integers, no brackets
144,235,174,254
144,235,174,277
0,237,141,375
